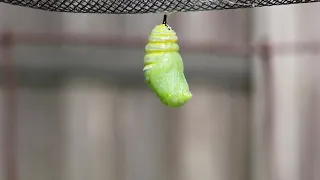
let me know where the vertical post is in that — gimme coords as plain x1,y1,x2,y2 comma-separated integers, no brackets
1,31,18,180
250,40,273,180
259,41,274,179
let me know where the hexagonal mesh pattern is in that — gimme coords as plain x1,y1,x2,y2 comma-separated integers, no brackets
0,0,319,14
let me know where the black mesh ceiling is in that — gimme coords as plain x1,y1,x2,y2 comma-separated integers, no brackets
0,0,319,14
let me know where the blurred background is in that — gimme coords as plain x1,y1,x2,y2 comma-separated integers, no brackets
0,2,319,180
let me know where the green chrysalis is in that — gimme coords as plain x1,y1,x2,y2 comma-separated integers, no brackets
143,17,192,108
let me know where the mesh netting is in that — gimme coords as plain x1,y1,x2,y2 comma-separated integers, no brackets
0,0,319,14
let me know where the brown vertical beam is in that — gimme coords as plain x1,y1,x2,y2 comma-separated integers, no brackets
259,41,276,180
1,31,18,180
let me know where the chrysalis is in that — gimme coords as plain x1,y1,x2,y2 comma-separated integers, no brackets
143,15,192,108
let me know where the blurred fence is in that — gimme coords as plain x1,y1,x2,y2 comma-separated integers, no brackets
0,31,251,180
0,5,320,180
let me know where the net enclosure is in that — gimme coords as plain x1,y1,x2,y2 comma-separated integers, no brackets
0,0,319,14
